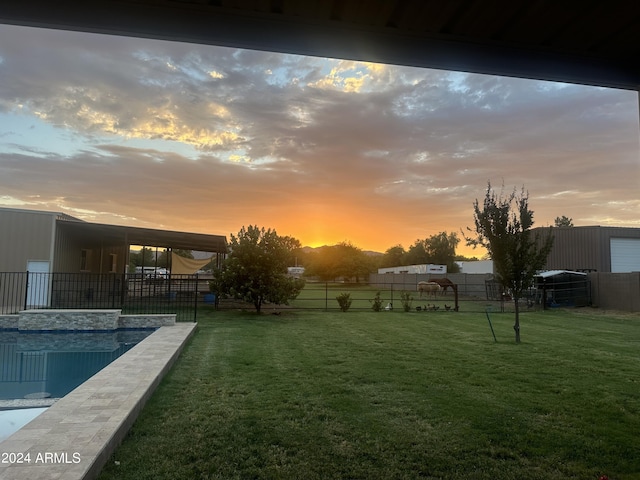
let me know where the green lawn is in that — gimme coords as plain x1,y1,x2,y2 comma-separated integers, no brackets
99,308,640,479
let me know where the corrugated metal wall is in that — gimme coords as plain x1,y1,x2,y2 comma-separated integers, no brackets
53,225,85,272
537,226,604,272
536,226,640,273
0,208,55,271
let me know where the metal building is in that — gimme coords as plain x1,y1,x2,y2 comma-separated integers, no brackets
0,207,228,313
533,226,640,273
0,207,227,275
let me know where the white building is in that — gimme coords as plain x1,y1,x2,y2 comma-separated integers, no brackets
287,266,305,278
455,260,494,274
378,264,447,275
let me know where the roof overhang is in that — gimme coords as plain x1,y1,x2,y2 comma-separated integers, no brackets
0,1,638,91
535,270,588,278
57,218,227,253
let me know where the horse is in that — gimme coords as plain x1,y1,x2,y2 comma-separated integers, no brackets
417,281,442,298
429,278,457,296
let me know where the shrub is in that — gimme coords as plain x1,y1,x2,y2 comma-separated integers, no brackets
400,292,413,312
336,293,352,312
370,292,384,312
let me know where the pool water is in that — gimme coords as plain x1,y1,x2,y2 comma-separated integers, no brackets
0,407,48,442
0,329,156,401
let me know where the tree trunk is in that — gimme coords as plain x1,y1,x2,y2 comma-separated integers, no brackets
513,296,521,343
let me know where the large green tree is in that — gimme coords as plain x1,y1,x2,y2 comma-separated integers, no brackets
306,242,372,282
380,245,406,268
212,226,305,313
403,240,429,265
383,232,460,272
465,183,554,343
424,232,460,273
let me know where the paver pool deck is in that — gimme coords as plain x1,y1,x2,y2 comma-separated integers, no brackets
0,323,196,480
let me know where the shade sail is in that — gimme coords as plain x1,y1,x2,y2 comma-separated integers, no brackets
171,252,213,275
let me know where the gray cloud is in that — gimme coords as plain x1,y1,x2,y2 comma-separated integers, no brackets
0,24,638,252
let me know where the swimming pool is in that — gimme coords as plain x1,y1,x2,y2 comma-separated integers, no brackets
0,328,156,401
0,407,48,442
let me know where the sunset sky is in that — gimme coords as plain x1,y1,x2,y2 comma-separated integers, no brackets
0,24,638,257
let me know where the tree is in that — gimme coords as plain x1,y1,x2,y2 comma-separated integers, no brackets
380,245,406,268
212,225,305,313
305,242,372,282
424,231,461,273
128,247,155,271
396,232,460,272
554,215,574,227
465,183,554,343
455,254,479,262
404,240,429,265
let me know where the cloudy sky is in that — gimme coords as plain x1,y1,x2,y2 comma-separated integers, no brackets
0,24,638,256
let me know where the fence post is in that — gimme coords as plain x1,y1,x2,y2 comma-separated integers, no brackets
120,273,126,308
112,274,116,309
194,274,199,322
325,282,328,311
485,305,498,342
23,271,29,310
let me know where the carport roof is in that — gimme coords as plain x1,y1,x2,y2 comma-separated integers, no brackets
57,217,227,253
536,270,588,278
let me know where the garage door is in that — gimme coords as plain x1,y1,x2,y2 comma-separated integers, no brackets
610,238,640,272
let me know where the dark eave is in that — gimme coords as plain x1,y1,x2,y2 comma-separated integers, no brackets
57,218,227,253
0,0,638,91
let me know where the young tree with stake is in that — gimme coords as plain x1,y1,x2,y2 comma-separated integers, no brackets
465,183,553,343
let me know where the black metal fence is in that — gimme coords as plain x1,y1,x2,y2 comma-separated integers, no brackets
213,280,535,313
0,272,215,322
2,272,596,319
213,276,592,313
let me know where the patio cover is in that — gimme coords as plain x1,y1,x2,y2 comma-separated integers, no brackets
56,217,227,253
0,1,638,91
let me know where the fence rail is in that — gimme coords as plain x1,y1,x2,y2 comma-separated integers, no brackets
4,271,631,317
212,275,593,313
214,280,536,313
0,272,214,322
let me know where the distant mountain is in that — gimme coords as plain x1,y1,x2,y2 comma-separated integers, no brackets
301,246,382,256
301,245,324,254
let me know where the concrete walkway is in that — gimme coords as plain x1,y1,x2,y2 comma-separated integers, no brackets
0,323,196,480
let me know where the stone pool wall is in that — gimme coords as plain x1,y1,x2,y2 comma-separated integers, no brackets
0,323,197,480
118,314,176,328
0,309,176,330
0,315,18,329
